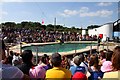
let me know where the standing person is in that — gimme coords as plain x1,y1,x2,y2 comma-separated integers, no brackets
97,37,101,52
45,53,72,80
0,40,29,80
18,50,35,76
103,46,120,79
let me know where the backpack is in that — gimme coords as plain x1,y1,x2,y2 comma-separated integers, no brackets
75,66,86,74
88,71,104,80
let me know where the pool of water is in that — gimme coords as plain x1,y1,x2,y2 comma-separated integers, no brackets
22,43,96,53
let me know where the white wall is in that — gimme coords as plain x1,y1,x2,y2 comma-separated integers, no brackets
88,23,113,41
82,30,86,35
88,29,98,36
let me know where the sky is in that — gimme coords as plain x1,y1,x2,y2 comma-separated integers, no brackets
0,1,119,28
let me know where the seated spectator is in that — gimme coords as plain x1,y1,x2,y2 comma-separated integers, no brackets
38,54,52,70
12,53,22,66
61,56,70,69
70,56,86,75
79,54,89,74
72,72,87,80
17,50,35,76
103,46,120,79
7,51,14,65
0,40,30,80
29,64,46,79
45,53,72,79
2,56,13,65
101,51,113,72
88,54,104,80
79,54,91,78
99,50,107,66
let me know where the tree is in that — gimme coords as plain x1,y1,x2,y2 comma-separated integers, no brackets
4,22,16,28
87,25,100,29
1,21,86,33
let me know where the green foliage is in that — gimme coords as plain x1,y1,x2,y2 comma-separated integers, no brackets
1,21,97,33
87,25,100,29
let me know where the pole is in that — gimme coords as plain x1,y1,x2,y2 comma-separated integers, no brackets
54,17,56,32
90,41,92,54
19,34,22,54
36,46,38,65
106,37,109,51
57,44,58,53
75,44,77,54
20,42,22,54
103,42,104,49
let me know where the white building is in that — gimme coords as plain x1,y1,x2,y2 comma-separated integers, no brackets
82,29,86,35
88,19,120,41
88,23,113,41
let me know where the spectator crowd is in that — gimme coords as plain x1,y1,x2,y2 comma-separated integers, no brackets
1,27,98,44
1,40,120,80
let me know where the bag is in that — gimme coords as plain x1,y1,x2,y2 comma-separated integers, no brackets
88,71,104,80
75,66,86,74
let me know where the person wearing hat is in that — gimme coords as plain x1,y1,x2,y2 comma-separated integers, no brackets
45,53,72,79
101,51,113,72
103,46,120,79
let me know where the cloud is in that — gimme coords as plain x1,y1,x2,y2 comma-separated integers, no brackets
98,2,112,6
80,10,113,17
59,7,89,17
1,0,23,2
59,7,113,17
59,9,78,17
79,7,89,13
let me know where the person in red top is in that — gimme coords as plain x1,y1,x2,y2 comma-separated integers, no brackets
72,72,87,80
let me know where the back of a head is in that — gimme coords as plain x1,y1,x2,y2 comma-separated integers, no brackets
106,51,113,61
51,53,62,67
21,50,33,63
73,56,81,66
112,46,120,70
41,54,49,64
100,50,106,59
10,51,14,56
89,54,99,68
79,54,84,62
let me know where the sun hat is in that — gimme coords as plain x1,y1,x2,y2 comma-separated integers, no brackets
101,61,112,72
